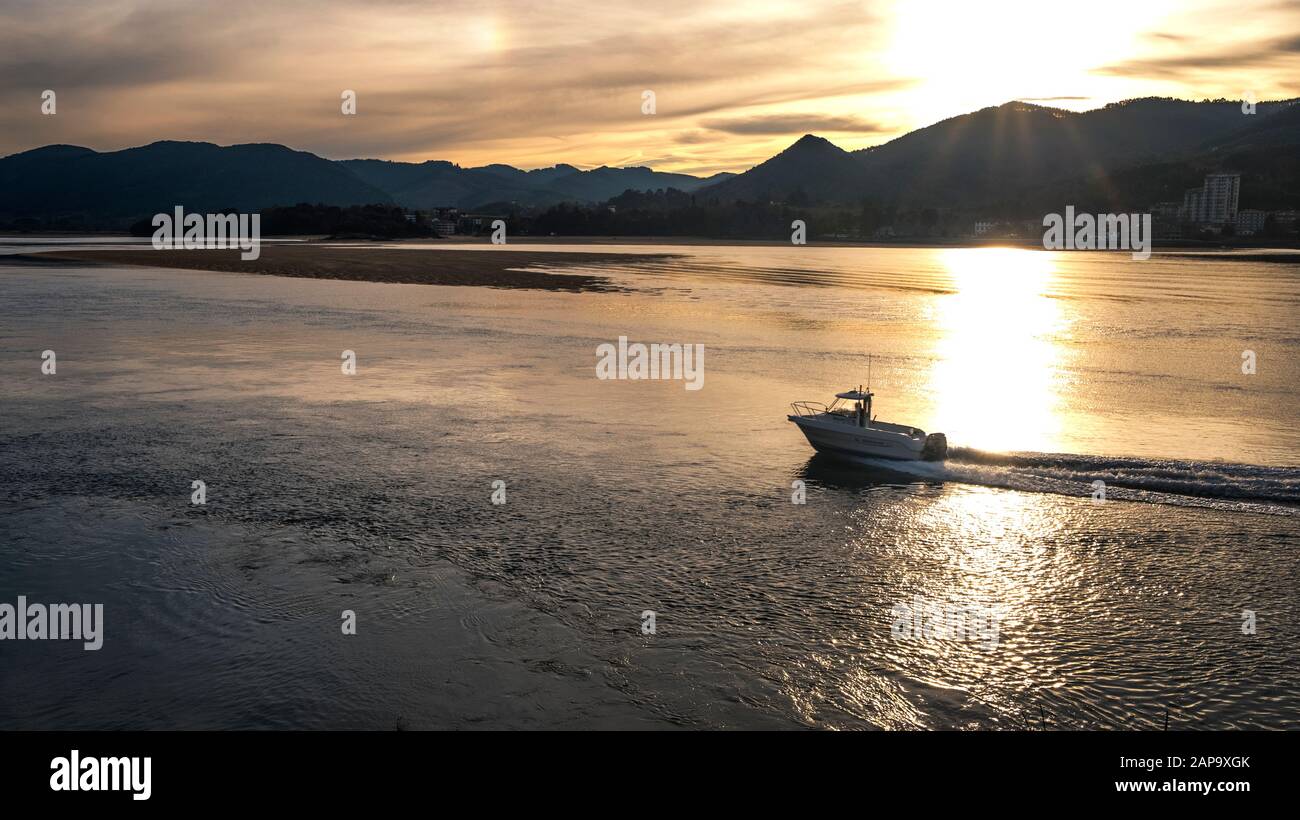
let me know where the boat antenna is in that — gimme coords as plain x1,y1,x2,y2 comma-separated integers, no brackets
867,355,872,391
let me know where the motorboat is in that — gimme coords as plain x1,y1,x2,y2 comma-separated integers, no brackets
788,386,946,461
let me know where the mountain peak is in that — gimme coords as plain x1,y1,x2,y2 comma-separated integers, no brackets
791,134,833,148
701,132,864,203
777,134,847,159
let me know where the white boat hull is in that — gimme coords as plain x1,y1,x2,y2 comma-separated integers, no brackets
788,415,926,461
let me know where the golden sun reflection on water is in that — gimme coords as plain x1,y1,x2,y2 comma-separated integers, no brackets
929,248,1071,453
828,486,1079,728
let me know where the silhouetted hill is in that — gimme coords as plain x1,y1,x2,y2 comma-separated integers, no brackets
702,134,871,203
0,141,393,227
0,140,728,228
702,98,1300,208
340,159,538,209
980,101,1300,216
546,165,719,202
340,158,725,208
1205,100,1300,151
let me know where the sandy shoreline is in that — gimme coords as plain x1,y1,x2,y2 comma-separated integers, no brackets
17,246,681,291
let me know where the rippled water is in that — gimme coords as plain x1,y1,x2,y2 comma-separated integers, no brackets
1,241,1297,729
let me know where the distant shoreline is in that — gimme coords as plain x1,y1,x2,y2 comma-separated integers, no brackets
429,235,1300,256
5,231,1299,254
14,246,684,292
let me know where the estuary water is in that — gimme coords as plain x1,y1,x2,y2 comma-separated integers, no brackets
1,240,1297,729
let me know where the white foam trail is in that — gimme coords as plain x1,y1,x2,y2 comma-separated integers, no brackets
847,449,1299,516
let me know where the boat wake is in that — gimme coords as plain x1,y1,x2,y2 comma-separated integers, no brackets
854,447,1300,515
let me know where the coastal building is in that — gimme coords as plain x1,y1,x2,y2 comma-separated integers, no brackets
1181,173,1241,227
431,207,460,237
1201,173,1240,225
1235,209,1267,236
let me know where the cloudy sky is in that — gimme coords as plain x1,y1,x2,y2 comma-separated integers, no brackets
2,0,1298,174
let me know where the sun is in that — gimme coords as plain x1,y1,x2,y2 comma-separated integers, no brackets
883,0,1177,127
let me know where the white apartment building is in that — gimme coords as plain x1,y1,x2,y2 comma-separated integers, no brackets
1181,173,1241,227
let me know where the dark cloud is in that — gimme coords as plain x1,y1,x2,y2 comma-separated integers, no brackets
1096,34,1300,78
673,131,714,145
701,113,888,135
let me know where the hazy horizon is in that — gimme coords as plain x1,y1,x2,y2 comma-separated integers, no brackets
3,0,1298,175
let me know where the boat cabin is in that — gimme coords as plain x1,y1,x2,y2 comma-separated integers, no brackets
828,389,873,427
790,386,875,428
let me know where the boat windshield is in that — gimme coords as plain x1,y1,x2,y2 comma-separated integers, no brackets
828,397,858,416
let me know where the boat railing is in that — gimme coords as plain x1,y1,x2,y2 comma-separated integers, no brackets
789,401,828,418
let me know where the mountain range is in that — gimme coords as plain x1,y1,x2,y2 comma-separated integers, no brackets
2,96,1297,228
706,98,1300,212
339,159,730,210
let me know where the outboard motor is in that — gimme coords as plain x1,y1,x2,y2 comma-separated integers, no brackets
922,432,947,461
